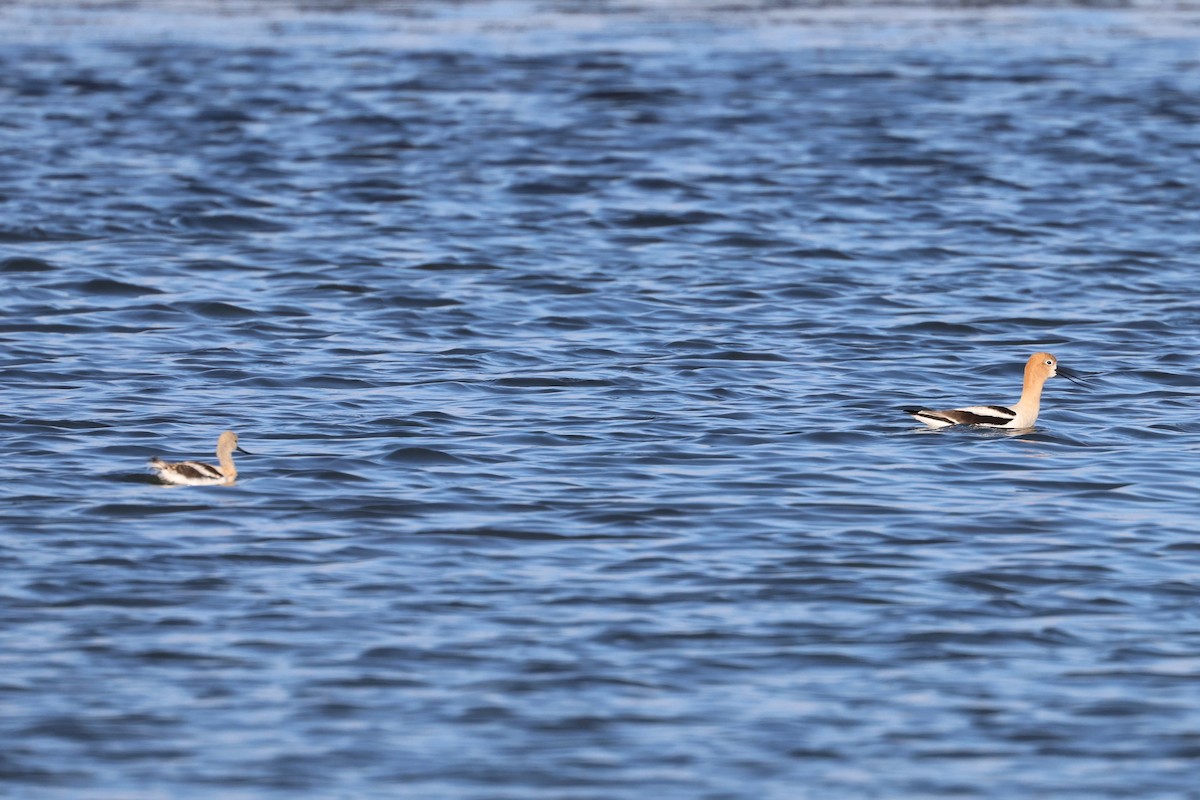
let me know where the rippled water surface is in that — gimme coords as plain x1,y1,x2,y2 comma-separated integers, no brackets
3,2,1200,797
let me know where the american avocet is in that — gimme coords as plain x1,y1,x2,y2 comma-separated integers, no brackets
149,430,249,486
904,352,1086,429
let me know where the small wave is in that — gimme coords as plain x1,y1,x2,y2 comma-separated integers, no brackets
0,256,56,272
412,260,500,272
70,278,163,297
178,301,257,319
0,226,92,242
383,447,469,465
577,87,684,103
608,210,726,228
177,213,289,232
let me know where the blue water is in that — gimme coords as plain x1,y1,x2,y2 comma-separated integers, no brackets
2,2,1200,797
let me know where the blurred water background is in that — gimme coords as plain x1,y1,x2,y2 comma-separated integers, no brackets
2,1,1200,797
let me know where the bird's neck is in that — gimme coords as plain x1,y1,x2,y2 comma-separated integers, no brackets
1011,371,1047,427
218,450,238,481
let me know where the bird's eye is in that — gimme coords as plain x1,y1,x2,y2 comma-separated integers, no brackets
1045,359,1053,365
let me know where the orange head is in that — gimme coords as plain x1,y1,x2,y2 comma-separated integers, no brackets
1025,352,1087,386
216,430,250,456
